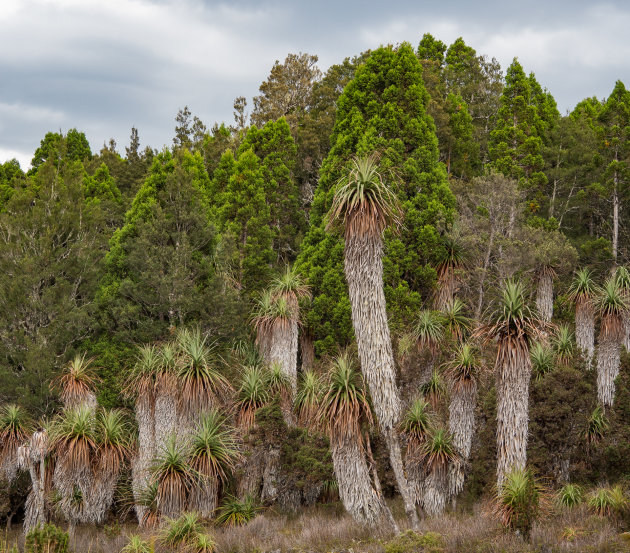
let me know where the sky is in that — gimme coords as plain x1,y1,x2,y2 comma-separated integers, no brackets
1,0,629,169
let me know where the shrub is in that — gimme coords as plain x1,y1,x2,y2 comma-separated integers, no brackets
121,535,151,553
160,511,203,549
215,495,259,526
25,524,69,553
587,485,628,517
491,468,547,537
556,483,583,508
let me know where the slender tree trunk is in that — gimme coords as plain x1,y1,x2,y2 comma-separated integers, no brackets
536,271,553,323
496,344,531,488
476,227,495,319
423,468,447,517
612,173,619,262
344,232,419,528
597,334,621,407
132,395,155,523
575,300,595,364
269,320,299,399
447,384,476,498
188,477,219,517
623,313,630,352
331,435,397,529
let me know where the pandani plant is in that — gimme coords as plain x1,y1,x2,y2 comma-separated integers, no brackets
553,324,575,367
188,409,240,517
326,154,418,528
414,309,445,384
475,279,542,487
0,404,33,482
441,298,472,343
318,352,396,529
594,277,628,407
294,369,324,428
421,427,459,516
614,266,630,350
401,398,433,508
53,354,98,410
530,342,555,381
434,235,466,310
444,342,482,500
567,268,596,363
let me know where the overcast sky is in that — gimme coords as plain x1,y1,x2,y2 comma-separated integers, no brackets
1,0,629,169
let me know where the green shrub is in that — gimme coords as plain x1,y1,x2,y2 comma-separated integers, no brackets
25,524,69,553
215,495,259,526
587,485,628,517
556,483,583,508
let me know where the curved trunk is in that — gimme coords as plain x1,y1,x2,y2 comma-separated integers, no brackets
496,341,531,488
344,232,419,528
447,384,477,498
269,320,299,399
188,477,219,517
331,434,396,529
597,334,621,407
536,272,553,323
575,300,595,364
132,395,155,523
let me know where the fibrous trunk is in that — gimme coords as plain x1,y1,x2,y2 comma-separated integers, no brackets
623,313,630,352
300,333,315,372
269,320,299,398
448,384,476,498
536,272,553,323
132,395,155,523
423,468,447,517
575,300,595,364
236,443,265,499
331,435,395,528
18,431,49,533
344,232,419,528
188,477,219,518
85,471,118,523
597,335,621,407
496,341,531,488
154,379,178,450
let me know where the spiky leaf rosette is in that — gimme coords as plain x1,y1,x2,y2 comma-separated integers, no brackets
530,342,555,381
584,406,609,445
125,345,160,405
159,511,203,548
53,354,98,409
421,428,458,479
151,436,196,519
553,325,574,366
444,343,482,393
189,409,240,483
401,398,433,460
420,369,445,409
176,328,231,418
235,366,269,429
441,298,471,341
251,289,274,358
414,310,444,355
215,495,259,526
491,467,547,536
295,370,324,427
191,533,217,553
0,404,32,481
325,154,402,240
567,269,596,306
270,265,311,314
50,404,97,486
435,235,466,309
266,362,291,399
121,535,151,553
96,409,134,476
615,266,630,293
595,278,628,340
318,353,373,446
556,483,583,509
136,480,160,528
587,485,628,517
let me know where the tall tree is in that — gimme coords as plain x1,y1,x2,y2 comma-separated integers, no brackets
597,81,630,262
326,154,418,528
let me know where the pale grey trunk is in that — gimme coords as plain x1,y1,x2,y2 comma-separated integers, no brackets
19,433,48,533
407,461,426,510
269,321,299,398
623,313,630,352
188,478,219,518
575,301,595,364
132,397,155,523
260,447,281,503
423,469,447,517
536,272,553,323
154,383,178,451
85,472,118,523
496,349,531,488
597,336,621,407
344,233,419,528
236,444,265,499
448,385,476,498
331,435,396,529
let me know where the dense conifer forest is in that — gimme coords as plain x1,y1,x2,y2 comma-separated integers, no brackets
1,35,629,552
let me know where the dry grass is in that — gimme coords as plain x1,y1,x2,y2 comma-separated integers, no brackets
3,499,626,553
